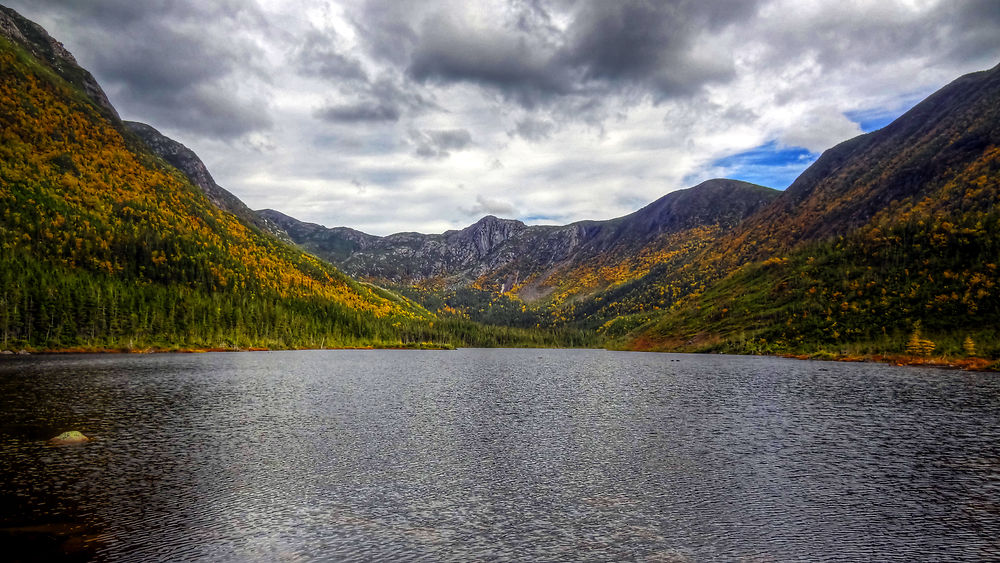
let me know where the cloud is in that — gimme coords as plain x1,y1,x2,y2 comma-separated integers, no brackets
780,106,863,153
314,74,437,124
559,1,755,98
944,0,1000,64
6,0,999,236
133,85,273,138
409,128,473,159
296,30,368,82
7,0,274,139
399,0,762,109
510,117,556,141
461,194,517,217
316,101,400,123
753,0,1000,73
408,8,569,107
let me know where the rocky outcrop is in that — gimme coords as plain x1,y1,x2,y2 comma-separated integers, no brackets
0,6,119,121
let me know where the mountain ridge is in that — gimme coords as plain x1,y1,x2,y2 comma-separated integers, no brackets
259,178,780,296
124,120,293,244
621,61,1000,358
0,5,118,121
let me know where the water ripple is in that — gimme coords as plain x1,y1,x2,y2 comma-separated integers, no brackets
1,350,999,561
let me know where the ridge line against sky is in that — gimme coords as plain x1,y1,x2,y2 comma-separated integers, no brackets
8,0,1000,236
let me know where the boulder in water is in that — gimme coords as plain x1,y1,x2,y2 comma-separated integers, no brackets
48,431,89,445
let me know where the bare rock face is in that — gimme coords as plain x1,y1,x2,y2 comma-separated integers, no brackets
457,215,525,258
0,6,119,121
48,431,90,446
259,179,780,289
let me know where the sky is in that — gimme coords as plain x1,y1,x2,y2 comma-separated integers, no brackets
8,0,1000,235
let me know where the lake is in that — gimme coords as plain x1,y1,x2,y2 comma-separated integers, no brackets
1,349,999,561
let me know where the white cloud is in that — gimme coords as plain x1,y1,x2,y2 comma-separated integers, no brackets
780,106,864,153
461,194,518,217
6,0,999,235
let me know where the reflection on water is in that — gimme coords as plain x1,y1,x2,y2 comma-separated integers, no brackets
1,349,999,561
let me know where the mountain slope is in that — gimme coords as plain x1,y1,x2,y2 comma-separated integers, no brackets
0,10,440,351
261,179,779,300
0,5,118,121
624,62,1000,359
714,62,1000,270
124,120,292,243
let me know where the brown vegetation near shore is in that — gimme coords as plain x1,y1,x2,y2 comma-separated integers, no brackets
780,353,998,372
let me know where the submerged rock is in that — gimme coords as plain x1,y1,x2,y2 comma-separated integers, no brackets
48,431,89,445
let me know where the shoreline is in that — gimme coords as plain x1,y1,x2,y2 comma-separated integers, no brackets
2,345,996,371
0,343,457,355
778,352,998,372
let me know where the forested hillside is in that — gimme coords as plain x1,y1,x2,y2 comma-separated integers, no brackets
0,9,597,352
621,64,1000,363
0,32,430,350
265,179,779,328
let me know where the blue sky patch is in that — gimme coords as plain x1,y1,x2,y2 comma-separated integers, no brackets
844,108,900,132
707,141,818,190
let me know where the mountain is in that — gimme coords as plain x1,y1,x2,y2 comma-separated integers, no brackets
710,61,1000,270
0,5,118,121
261,60,1000,362
2,4,996,362
124,120,292,244
0,6,449,351
260,179,779,300
623,63,1000,360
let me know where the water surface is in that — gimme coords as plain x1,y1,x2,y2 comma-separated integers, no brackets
1,349,999,561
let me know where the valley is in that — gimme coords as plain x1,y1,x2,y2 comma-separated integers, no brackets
0,4,997,368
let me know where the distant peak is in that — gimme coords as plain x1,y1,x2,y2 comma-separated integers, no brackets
688,178,776,192
473,214,523,226
464,215,526,234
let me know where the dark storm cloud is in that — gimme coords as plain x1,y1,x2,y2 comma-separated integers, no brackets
558,1,756,98
946,0,1000,64
316,101,400,123
409,128,473,159
404,1,570,107
6,0,273,139
136,86,273,138
352,1,422,66
757,1,1000,75
393,0,762,108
